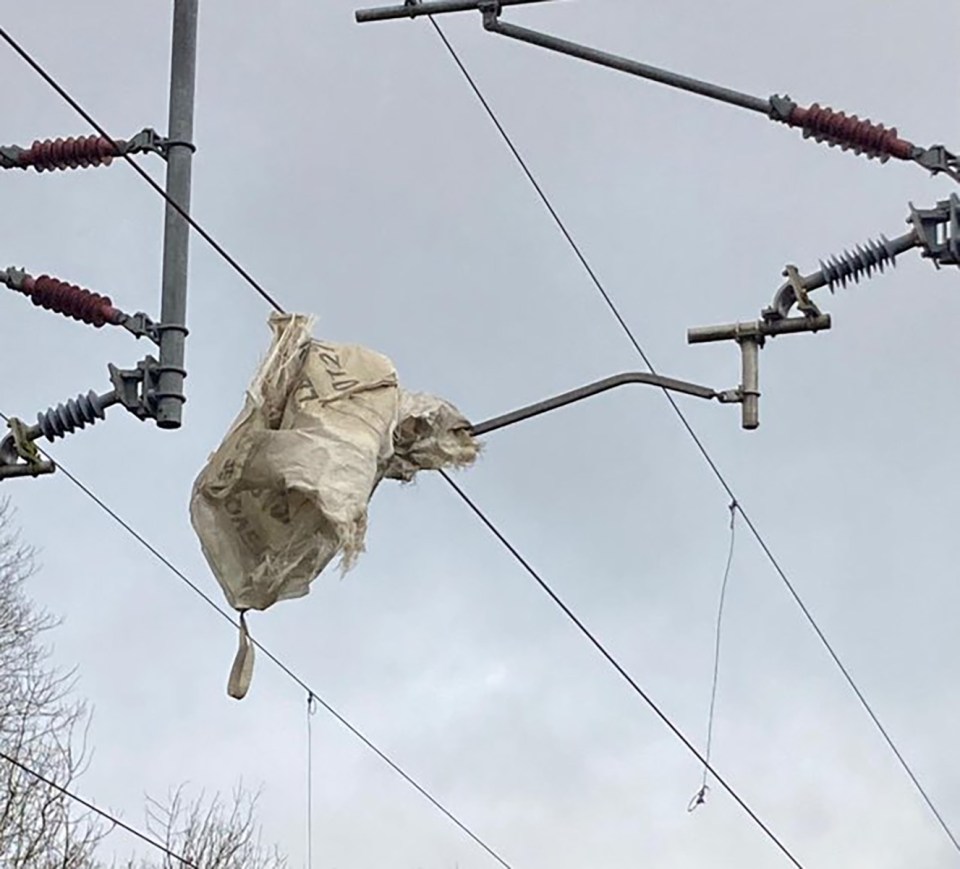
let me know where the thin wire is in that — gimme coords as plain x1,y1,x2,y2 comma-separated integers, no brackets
0,414,513,869
307,691,317,869
689,501,737,812
0,25,286,315
0,748,199,869
427,18,960,853
439,471,803,868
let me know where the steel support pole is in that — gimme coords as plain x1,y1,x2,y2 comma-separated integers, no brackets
156,0,199,429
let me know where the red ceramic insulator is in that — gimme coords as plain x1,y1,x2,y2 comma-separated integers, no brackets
18,274,123,328
787,103,915,162
19,135,118,172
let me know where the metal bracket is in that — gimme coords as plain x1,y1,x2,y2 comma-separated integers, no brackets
109,357,161,421
122,128,167,158
782,264,821,317
117,312,161,344
688,314,832,430
913,145,960,184
119,128,197,161
0,146,18,170
909,194,960,268
0,418,56,480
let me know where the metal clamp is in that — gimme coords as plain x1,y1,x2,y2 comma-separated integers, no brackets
118,128,197,160
110,357,161,421
688,315,832,430
117,312,161,344
781,264,821,317
913,145,960,184
0,418,56,480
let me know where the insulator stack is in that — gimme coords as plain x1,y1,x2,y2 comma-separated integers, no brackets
787,104,915,163
17,273,124,327
35,391,109,442
819,236,901,290
18,135,119,172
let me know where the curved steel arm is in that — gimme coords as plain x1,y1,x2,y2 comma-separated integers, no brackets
469,371,725,436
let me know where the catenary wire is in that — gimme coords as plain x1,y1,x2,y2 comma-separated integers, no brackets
424,15,960,853
0,413,514,869
0,748,199,868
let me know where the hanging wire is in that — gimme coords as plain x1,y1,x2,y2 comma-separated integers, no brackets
689,501,737,812
0,748,199,868
439,471,804,868
307,691,317,869
424,17,960,854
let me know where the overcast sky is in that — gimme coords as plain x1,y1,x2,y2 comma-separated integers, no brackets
2,1,960,867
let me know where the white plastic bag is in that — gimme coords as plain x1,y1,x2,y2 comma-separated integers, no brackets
190,314,478,698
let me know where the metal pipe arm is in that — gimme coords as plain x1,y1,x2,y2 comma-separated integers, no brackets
356,0,555,23
469,371,723,436
483,15,771,114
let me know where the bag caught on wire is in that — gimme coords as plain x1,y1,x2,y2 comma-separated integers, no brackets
190,314,478,698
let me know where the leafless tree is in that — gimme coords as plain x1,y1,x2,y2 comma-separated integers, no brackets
128,786,286,869
0,501,287,869
0,499,105,868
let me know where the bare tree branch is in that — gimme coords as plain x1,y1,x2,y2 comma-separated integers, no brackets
0,499,105,869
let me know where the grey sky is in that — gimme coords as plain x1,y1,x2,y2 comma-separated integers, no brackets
2,1,960,866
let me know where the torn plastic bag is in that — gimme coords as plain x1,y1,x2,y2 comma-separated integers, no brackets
190,313,478,698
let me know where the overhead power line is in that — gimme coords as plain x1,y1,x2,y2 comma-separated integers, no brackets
423,16,960,855
0,748,199,869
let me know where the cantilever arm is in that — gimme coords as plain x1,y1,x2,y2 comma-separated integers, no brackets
355,0,555,23
469,371,724,436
